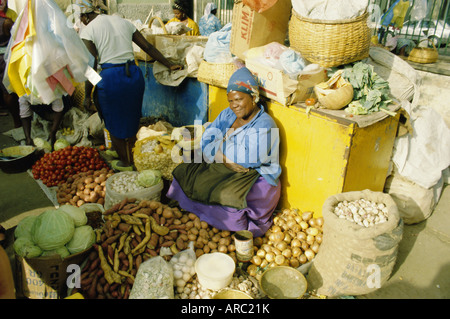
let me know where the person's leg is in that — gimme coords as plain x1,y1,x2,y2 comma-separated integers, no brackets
3,92,21,128
110,134,135,168
21,116,34,146
49,110,64,148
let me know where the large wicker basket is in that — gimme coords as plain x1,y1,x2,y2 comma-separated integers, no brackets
197,61,238,88
408,39,438,64
289,10,371,68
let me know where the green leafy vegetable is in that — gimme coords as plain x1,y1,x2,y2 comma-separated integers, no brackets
14,215,37,239
136,169,162,188
31,209,75,251
14,237,42,258
340,62,392,115
41,246,71,259
59,205,87,227
54,138,70,151
33,137,52,152
65,225,95,254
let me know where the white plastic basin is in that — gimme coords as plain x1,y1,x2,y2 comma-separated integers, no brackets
195,252,235,290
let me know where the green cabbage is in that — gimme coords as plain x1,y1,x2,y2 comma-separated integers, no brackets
31,209,75,251
66,225,95,254
33,137,52,152
54,138,70,151
14,215,37,239
14,237,42,258
136,169,162,188
58,205,87,227
41,246,71,259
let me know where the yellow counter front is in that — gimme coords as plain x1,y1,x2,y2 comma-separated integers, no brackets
208,85,400,216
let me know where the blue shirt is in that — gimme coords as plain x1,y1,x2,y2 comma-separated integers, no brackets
199,14,222,36
201,105,281,186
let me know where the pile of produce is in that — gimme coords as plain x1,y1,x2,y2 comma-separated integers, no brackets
14,206,95,259
340,62,392,115
133,136,180,180
73,198,189,299
32,146,109,187
247,208,324,278
56,168,115,206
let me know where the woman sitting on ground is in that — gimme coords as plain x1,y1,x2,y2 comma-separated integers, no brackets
167,67,281,237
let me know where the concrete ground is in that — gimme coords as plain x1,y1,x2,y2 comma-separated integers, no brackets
0,61,449,299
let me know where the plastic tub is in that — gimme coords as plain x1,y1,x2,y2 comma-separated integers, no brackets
195,252,235,290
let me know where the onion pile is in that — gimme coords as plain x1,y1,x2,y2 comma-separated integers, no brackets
247,209,324,277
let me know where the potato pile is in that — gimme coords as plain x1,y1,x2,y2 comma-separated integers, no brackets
182,213,236,261
73,198,221,299
247,209,324,278
56,168,114,207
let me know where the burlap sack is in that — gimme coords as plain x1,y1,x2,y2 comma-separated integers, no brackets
307,189,403,297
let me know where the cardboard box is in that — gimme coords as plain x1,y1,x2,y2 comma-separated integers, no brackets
246,60,328,105
15,248,92,299
230,0,292,60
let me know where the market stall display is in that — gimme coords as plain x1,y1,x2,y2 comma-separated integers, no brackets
56,168,114,207
31,146,109,187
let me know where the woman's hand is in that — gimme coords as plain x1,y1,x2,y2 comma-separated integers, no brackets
224,161,250,173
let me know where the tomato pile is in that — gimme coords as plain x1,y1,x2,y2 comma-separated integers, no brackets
32,146,109,187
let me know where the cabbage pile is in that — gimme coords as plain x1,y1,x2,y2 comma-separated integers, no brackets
14,205,96,259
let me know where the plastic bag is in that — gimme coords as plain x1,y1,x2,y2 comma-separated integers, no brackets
203,23,233,63
104,171,163,209
3,0,93,104
409,0,427,22
129,256,174,299
170,244,197,291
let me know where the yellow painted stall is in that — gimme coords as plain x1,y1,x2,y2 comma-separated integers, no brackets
208,86,400,216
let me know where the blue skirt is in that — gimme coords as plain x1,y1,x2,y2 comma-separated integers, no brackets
97,61,145,139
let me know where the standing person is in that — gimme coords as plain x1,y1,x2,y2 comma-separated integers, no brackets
19,95,65,148
198,2,222,36
167,67,282,237
0,0,20,127
167,0,200,36
79,0,182,171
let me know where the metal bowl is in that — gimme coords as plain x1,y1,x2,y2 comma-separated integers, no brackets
0,145,37,173
259,266,307,299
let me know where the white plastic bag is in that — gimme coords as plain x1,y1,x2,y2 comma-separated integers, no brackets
129,256,174,299
410,0,428,22
3,0,93,104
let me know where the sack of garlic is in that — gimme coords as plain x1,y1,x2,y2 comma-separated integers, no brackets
307,189,403,297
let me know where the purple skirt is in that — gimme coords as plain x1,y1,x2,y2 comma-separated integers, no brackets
167,176,281,237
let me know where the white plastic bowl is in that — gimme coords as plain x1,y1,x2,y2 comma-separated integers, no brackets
195,252,235,290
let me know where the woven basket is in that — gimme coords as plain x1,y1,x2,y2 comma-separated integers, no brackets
135,16,168,62
197,61,238,88
289,10,371,68
408,39,438,64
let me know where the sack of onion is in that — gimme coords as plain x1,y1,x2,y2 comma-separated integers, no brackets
247,209,324,280
307,189,403,297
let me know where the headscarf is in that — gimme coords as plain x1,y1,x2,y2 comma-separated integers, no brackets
227,67,259,101
79,0,108,14
172,0,189,14
203,2,218,17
